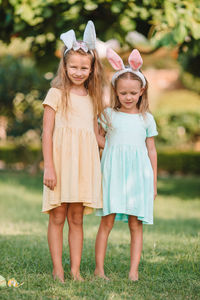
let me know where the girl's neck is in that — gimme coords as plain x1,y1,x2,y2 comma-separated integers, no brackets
119,107,139,114
70,85,88,96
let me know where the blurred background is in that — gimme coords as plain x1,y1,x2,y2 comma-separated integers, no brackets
0,2,200,298
0,0,200,175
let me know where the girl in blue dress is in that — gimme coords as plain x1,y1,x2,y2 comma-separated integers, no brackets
95,48,158,281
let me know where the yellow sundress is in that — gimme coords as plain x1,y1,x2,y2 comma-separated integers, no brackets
42,87,102,214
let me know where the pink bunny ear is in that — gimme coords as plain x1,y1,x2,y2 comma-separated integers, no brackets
128,49,143,70
106,48,124,70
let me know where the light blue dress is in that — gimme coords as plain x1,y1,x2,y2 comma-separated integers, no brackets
97,108,158,224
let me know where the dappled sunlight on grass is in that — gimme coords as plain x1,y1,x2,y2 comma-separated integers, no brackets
0,220,47,236
0,171,200,299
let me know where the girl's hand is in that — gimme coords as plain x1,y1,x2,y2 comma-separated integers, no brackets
94,118,106,149
154,186,157,200
99,125,105,137
154,182,157,200
98,135,106,149
43,167,57,190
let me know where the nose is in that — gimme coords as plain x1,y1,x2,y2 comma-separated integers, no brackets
126,94,132,101
75,69,82,76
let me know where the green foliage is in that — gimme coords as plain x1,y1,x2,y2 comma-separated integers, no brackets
155,90,200,149
178,38,200,78
1,146,200,174
180,71,200,94
0,144,41,165
155,112,200,149
0,55,49,137
0,56,42,116
152,1,200,45
9,90,43,137
158,151,200,174
0,0,200,75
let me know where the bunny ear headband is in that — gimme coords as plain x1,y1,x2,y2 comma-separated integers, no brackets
60,20,96,56
106,48,146,87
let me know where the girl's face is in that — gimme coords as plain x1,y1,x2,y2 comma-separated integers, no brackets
116,78,144,112
66,52,92,87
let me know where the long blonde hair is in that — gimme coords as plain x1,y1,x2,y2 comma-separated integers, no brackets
111,72,149,115
51,46,105,116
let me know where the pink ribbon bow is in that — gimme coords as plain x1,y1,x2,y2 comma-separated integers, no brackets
73,41,89,52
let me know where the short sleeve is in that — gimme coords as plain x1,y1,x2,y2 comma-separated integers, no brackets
98,107,112,131
146,113,158,137
42,88,61,112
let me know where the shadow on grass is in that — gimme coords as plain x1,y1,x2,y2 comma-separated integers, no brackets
1,170,200,201
0,170,43,193
157,176,200,200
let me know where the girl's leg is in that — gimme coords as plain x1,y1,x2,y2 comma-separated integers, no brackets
128,216,143,281
94,214,116,279
48,203,67,282
66,203,84,281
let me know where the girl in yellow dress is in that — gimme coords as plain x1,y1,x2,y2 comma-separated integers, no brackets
42,21,104,282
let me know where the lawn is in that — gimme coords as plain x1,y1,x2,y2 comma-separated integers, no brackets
0,171,199,300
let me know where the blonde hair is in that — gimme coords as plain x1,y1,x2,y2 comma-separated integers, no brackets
111,72,149,115
51,46,105,116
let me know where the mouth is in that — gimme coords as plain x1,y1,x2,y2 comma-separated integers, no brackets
73,77,84,81
74,79,83,81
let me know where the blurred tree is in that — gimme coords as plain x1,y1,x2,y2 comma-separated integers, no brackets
0,0,200,75
0,56,46,117
0,56,48,137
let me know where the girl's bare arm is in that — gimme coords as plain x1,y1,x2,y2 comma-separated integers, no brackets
42,105,57,190
146,137,157,199
94,117,106,149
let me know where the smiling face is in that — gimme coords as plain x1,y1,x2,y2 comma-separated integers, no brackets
66,52,92,87
116,77,144,113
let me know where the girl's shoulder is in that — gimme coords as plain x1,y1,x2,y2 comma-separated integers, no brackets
43,87,62,111
142,112,158,137
145,111,154,118
141,112,156,122
48,87,62,97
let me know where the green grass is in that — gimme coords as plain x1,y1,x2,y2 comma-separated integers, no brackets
0,171,200,300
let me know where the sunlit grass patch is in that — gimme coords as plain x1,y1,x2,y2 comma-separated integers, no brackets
0,171,199,299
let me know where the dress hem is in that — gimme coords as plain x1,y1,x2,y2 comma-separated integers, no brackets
42,199,102,214
96,210,153,224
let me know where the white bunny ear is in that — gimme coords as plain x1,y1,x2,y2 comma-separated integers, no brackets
128,49,143,70
60,29,76,51
106,48,125,70
83,20,96,50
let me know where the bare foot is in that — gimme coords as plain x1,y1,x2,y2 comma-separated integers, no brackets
52,270,64,283
94,270,110,281
128,272,139,281
70,271,84,282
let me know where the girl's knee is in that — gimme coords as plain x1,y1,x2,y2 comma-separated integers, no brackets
68,211,83,227
49,206,67,226
50,212,66,226
128,217,142,232
101,216,115,232
67,203,84,227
